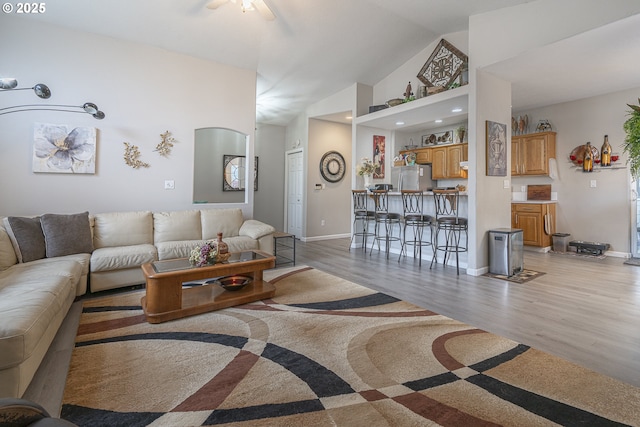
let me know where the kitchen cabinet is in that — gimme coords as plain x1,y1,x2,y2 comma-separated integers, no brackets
432,144,468,179
400,144,468,179
415,148,431,164
511,131,556,176
511,203,556,247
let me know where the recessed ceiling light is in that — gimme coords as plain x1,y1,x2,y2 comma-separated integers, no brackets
396,121,405,126
452,107,463,113
345,116,352,120
435,119,443,123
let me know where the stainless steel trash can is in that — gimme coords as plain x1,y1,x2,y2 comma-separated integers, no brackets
489,228,523,276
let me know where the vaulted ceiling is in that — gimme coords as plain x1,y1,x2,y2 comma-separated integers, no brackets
13,0,640,126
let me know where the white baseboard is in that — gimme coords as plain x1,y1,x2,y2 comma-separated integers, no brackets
302,233,351,242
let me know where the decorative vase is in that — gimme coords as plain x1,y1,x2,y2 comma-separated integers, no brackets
215,232,231,262
363,174,371,189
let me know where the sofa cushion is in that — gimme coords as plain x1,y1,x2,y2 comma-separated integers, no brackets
3,217,45,263
239,220,276,240
40,212,93,257
0,260,80,371
93,211,153,249
201,208,244,239
154,210,202,244
90,244,157,272
0,225,17,271
156,237,258,260
156,240,205,261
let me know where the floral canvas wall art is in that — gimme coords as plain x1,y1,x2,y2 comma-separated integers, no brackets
33,123,96,174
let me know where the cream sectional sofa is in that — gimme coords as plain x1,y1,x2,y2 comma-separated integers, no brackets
0,208,275,398
90,208,275,292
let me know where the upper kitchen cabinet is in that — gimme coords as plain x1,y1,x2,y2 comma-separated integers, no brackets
431,143,468,179
511,131,556,176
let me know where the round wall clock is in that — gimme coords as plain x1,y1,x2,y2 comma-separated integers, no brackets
319,150,346,183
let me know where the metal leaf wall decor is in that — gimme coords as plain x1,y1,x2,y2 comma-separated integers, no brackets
417,39,468,88
123,142,150,169
155,130,177,157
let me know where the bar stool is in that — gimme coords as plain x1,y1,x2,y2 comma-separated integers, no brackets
430,189,468,274
349,190,375,250
369,189,401,259
398,190,433,265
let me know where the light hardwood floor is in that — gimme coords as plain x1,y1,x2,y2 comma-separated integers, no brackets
25,238,640,416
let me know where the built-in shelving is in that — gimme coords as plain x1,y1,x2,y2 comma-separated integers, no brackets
354,85,469,133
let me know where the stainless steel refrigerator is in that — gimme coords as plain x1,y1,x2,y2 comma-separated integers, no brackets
390,165,434,191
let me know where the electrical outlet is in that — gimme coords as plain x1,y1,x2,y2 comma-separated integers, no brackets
164,180,175,190
590,180,597,188
321,219,325,226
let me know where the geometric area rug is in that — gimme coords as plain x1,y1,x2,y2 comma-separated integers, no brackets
60,267,640,426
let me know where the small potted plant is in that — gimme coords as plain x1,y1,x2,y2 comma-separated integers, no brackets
623,98,640,178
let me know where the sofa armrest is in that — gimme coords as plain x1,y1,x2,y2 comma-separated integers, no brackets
239,220,276,240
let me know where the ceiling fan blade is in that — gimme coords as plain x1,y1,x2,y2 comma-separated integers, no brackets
206,0,229,10
252,0,275,20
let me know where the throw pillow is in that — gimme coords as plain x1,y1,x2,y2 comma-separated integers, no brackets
40,212,94,257
3,216,46,263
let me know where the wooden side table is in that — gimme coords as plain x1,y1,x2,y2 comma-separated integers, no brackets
273,232,296,266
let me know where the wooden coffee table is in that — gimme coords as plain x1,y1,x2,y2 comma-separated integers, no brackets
141,250,276,323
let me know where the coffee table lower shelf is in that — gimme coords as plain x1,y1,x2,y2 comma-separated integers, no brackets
141,280,275,324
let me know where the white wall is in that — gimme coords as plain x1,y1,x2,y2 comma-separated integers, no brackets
255,124,286,230
307,119,352,239
372,31,469,107
0,18,256,217
513,88,636,254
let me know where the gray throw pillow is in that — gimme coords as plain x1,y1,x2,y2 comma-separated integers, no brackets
3,216,46,263
40,212,94,257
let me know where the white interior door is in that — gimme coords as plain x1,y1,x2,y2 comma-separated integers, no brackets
287,150,303,238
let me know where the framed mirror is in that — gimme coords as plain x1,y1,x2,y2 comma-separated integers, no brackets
193,127,249,204
223,155,258,191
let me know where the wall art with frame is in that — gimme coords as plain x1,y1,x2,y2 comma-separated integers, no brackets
33,122,96,174
486,120,507,176
373,135,385,179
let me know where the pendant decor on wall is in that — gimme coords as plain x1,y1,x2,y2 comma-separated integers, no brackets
32,123,96,174
123,142,150,169
417,39,468,89
319,150,346,183
373,135,385,179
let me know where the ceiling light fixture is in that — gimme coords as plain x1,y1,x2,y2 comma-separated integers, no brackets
396,121,405,126
452,107,463,113
435,119,443,123
206,0,275,20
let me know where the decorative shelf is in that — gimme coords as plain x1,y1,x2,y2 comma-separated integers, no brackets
355,85,469,133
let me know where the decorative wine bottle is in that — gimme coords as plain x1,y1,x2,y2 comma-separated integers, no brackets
582,142,593,172
601,135,612,167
